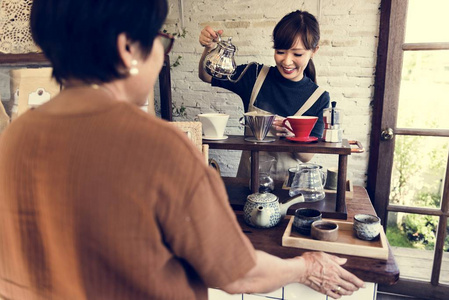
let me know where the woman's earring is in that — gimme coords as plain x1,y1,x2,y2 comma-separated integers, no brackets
129,59,139,76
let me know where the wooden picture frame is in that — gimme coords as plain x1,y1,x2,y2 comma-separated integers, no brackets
170,121,203,153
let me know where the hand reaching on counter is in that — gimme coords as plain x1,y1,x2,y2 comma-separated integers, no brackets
219,250,364,299
296,251,365,299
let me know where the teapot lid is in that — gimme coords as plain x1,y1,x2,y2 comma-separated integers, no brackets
217,37,236,52
247,192,278,203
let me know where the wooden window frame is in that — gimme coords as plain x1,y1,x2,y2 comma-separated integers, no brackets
369,0,449,298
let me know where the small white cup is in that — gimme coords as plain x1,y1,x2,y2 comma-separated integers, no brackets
198,113,229,138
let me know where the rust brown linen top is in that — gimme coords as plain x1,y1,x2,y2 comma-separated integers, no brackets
0,90,256,300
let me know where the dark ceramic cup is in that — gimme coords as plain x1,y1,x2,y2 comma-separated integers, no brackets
293,208,322,235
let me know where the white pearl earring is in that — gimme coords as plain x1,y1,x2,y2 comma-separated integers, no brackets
129,59,139,76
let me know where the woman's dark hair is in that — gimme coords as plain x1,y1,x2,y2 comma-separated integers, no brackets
272,10,320,83
30,0,168,85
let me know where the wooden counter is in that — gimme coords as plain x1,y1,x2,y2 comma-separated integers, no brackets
233,185,400,285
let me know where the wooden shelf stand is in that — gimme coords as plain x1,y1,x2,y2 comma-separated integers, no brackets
205,135,352,219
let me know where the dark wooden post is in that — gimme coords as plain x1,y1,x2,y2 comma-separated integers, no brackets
159,55,172,121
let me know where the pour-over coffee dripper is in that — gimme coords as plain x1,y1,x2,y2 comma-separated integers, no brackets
239,112,276,143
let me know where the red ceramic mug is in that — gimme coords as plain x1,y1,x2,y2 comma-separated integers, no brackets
282,116,318,138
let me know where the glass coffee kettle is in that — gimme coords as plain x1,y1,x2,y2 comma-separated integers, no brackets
204,34,256,83
289,163,326,201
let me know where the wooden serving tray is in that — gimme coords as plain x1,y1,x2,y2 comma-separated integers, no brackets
282,217,389,260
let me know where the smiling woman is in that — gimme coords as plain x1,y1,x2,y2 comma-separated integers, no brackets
198,10,330,182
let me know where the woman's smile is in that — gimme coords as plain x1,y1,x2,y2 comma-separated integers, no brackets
281,65,297,74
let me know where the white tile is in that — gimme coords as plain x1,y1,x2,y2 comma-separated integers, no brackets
244,294,281,300
250,287,283,298
208,288,242,300
337,282,376,300
284,283,327,300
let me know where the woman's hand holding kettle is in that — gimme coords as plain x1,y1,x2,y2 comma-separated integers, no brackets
199,26,223,49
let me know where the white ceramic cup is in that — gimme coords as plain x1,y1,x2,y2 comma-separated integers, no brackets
198,113,229,138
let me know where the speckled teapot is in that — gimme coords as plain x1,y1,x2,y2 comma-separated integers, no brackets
243,193,305,228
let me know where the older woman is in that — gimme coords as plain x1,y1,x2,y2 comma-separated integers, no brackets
0,1,364,299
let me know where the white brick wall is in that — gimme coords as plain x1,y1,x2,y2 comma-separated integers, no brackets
164,0,381,186
0,0,380,187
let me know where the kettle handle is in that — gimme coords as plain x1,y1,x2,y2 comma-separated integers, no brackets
320,169,326,185
227,61,258,83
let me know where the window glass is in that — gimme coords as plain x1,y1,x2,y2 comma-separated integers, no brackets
389,135,448,209
397,50,449,130
405,0,449,43
387,212,439,281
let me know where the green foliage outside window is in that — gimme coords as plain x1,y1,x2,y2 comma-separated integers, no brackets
387,128,448,251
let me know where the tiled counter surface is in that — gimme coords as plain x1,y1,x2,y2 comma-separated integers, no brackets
209,282,377,299
209,186,398,299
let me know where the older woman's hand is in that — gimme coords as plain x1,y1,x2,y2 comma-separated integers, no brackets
199,26,223,49
297,252,365,299
272,116,293,137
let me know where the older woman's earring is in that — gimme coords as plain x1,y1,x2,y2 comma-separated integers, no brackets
129,59,139,76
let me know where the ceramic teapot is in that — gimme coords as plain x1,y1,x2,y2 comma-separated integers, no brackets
204,34,256,83
243,193,305,228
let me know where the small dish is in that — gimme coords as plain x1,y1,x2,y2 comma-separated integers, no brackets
286,136,318,143
311,220,339,242
202,135,228,140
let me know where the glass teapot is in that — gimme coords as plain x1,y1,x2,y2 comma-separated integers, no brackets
289,163,326,201
203,34,256,83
